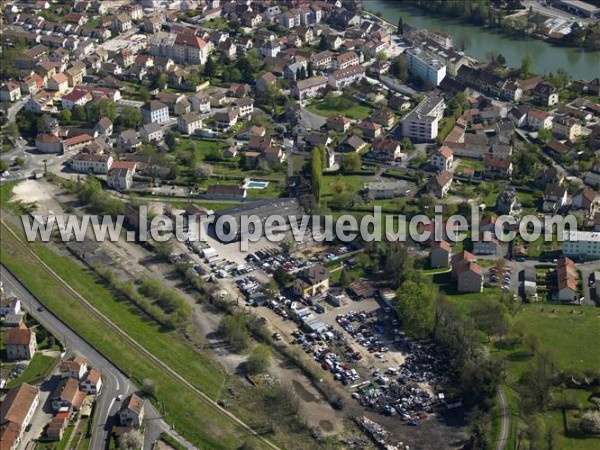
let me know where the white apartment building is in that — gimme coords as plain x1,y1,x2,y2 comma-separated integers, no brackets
563,231,600,260
71,153,113,174
141,100,169,124
291,76,328,100
178,112,203,135
405,48,447,86
401,95,446,141
327,65,365,89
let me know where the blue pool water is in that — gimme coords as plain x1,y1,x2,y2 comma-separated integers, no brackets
247,181,269,189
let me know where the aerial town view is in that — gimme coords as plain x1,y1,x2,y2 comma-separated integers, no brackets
0,0,599,449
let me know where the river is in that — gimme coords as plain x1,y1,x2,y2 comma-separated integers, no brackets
366,0,600,80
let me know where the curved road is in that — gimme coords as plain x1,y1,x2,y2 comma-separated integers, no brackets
0,265,186,450
496,387,509,450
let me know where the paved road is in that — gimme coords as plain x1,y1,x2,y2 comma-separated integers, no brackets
522,0,595,24
0,265,182,450
496,387,510,450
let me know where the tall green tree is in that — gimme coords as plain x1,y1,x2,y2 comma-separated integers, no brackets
397,16,404,34
395,275,436,337
521,53,534,78
203,57,216,77
310,147,322,202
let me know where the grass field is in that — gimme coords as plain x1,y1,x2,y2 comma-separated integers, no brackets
308,97,372,120
0,222,247,448
6,353,56,388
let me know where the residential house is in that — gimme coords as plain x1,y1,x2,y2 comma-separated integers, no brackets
361,39,388,59
545,138,570,158
260,40,281,58
178,112,203,135
140,123,164,143
256,72,277,92
189,92,211,114
309,51,333,70
5,325,37,361
47,73,69,94
61,90,92,110
365,180,407,199
63,134,94,153
205,185,247,200
71,153,113,174
552,116,581,142
527,109,552,130
291,76,328,100
556,257,578,302
371,138,402,161
572,186,597,212
473,231,499,255
0,297,21,317
141,100,169,124
0,383,39,450
94,118,113,137
508,106,529,128
333,51,360,70
284,61,307,82
456,261,484,293
234,98,254,118
431,145,453,170
543,183,568,212
338,135,366,153
173,34,209,65
242,11,262,28
118,130,141,152
119,394,145,428
112,13,132,33
325,34,343,51
327,115,352,133
327,65,365,89
213,107,238,130
293,264,330,299
533,82,559,106
0,82,22,102
457,66,522,102
226,83,251,98
356,120,382,140
496,190,518,215
428,170,453,198
483,154,513,179
60,356,88,380
278,9,301,29
80,369,102,395
371,109,395,128
263,146,285,164
145,16,162,34
51,378,85,412
107,164,136,190
303,131,331,149
430,241,451,268
35,134,63,154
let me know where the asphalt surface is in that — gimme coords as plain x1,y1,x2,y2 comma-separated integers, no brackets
496,387,509,450
0,265,180,450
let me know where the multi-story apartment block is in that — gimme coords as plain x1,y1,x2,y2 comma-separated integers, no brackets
401,95,445,141
406,48,447,86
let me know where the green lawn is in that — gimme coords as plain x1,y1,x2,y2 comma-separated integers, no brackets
0,222,247,449
500,305,600,379
308,98,372,120
7,353,56,388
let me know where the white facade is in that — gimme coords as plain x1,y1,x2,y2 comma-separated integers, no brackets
406,49,447,86
563,231,600,260
401,95,445,141
71,154,113,174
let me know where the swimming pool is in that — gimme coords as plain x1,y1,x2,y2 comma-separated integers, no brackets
244,180,269,189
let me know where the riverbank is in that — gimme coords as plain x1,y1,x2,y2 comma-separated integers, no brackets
364,1,600,79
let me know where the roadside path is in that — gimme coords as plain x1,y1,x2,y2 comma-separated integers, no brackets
496,387,509,450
